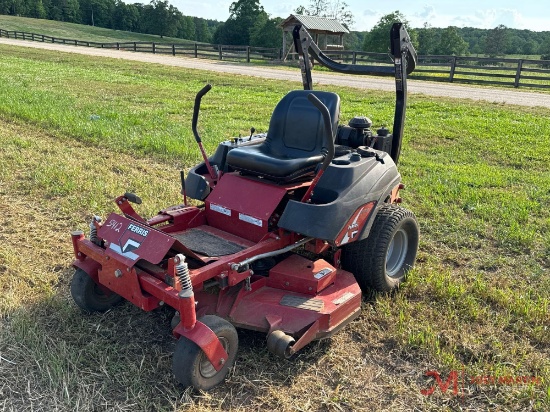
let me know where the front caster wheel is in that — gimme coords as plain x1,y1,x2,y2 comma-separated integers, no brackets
70,268,122,312
172,315,238,390
342,204,419,294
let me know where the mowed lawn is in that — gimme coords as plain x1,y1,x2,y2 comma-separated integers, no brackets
0,44,548,411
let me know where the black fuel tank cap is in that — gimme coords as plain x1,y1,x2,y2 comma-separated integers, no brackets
349,116,372,129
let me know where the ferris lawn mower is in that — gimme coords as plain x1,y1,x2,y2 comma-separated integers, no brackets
69,23,419,390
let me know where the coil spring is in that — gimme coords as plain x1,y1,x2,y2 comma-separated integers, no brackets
175,254,192,295
89,216,101,245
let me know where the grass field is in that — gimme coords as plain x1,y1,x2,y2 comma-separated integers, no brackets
0,14,196,44
0,43,548,411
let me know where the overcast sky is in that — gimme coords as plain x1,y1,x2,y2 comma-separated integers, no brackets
170,0,549,31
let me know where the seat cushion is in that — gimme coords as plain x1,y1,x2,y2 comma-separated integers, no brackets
227,145,323,181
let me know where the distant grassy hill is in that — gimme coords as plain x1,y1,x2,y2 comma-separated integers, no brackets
0,15,197,44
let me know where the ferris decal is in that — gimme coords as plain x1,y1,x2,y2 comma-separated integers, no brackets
108,222,149,260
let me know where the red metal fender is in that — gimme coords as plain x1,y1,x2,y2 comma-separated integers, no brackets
72,258,101,281
172,321,229,372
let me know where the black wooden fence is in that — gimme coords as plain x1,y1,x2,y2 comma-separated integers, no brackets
2,28,550,89
0,29,281,62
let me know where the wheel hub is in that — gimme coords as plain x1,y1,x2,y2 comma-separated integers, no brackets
386,228,408,278
199,337,229,378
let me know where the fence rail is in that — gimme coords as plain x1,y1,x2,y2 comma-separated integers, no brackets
2,28,549,89
0,29,281,62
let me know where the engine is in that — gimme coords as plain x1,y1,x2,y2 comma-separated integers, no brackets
336,116,393,154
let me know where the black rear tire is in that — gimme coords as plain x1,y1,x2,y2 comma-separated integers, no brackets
70,268,122,312
342,204,419,294
172,315,238,390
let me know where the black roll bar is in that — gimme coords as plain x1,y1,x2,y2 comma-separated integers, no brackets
292,23,417,164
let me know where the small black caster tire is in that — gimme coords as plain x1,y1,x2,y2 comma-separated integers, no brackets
267,330,295,359
70,268,122,312
172,315,238,390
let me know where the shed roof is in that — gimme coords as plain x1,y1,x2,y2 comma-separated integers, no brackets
280,14,349,34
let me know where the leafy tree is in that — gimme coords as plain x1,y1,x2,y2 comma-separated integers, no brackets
113,1,140,31
176,15,194,39
250,15,282,48
417,23,438,55
541,42,550,62
17,0,47,18
484,24,509,57
0,0,10,14
436,26,468,55
140,0,178,37
522,40,538,55
363,11,416,53
215,0,265,45
194,17,210,42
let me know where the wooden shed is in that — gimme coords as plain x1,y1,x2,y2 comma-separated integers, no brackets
279,14,349,60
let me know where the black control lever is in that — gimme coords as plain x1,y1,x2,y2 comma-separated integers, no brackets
191,84,217,180
124,192,142,204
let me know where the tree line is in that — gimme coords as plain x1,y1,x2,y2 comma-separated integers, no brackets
2,0,550,59
356,11,550,59
0,0,220,43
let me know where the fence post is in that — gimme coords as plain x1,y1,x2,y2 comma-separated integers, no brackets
195,43,198,58
74,39,77,46
51,37,54,43
219,45,223,60
514,59,523,88
246,46,250,63
153,42,156,54
31,33,35,41
23,32,26,40
449,56,457,82
86,41,89,47
116,42,120,50
172,44,176,56
133,42,136,52
352,51,357,65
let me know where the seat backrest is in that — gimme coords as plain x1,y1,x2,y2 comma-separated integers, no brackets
264,90,340,158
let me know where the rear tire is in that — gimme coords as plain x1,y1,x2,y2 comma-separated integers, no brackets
342,204,419,294
70,268,122,312
172,315,238,390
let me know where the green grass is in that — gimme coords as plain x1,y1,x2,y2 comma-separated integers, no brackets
0,14,197,44
0,43,548,411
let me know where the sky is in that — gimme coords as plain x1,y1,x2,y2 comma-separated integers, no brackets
170,0,550,32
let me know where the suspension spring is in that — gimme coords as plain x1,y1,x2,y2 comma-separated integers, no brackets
175,254,193,298
89,216,102,245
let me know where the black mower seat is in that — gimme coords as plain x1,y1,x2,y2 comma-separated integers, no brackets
226,90,340,182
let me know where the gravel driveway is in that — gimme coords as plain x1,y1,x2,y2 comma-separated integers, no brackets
2,37,550,109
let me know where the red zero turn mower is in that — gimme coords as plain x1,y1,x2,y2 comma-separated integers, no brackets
70,23,419,390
